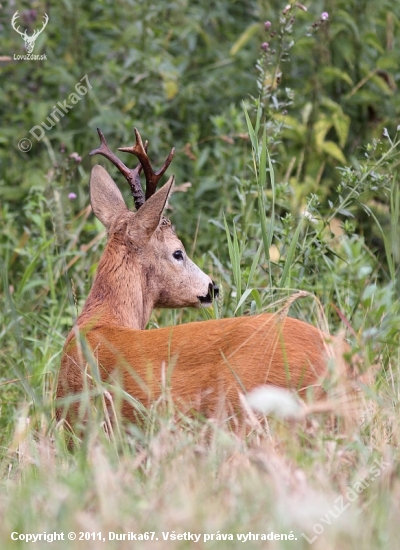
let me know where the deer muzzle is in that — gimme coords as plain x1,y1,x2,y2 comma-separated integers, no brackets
199,282,219,306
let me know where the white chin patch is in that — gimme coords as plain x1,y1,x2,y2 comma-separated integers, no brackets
198,297,212,307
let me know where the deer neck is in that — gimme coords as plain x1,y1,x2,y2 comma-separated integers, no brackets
77,241,154,330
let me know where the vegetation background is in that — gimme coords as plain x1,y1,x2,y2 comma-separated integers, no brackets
0,0,399,548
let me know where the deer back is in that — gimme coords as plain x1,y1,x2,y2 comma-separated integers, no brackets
58,313,330,425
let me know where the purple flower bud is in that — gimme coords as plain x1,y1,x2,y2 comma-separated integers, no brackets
68,192,77,200
69,152,82,163
261,42,269,52
29,9,37,22
264,21,272,29
321,12,329,20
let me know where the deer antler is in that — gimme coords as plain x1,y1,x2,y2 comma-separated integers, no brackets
31,13,49,39
90,128,175,208
119,128,175,200
11,11,27,37
11,11,49,38
90,128,146,209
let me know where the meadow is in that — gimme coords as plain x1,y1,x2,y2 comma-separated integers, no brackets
1,1,399,548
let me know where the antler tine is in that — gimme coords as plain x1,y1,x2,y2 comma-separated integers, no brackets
90,128,145,209
11,11,26,37
151,147,176,199
118,127,175,200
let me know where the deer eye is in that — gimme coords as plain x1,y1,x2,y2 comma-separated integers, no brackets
173,250,184,261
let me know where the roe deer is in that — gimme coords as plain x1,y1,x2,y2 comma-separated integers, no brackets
57,128,340,430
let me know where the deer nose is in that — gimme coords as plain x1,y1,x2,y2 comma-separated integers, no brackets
210,282,219,300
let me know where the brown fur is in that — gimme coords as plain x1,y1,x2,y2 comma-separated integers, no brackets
56,163,339,431
58,313,329,426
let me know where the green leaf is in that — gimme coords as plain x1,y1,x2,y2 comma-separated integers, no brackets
370,74,394,95
363,32,385,55
376,54,399,71
234,288,254,314
251,288,263,311
258,128,270,262
15,239,54,299
230,23,261,56
266,148,275,252
320,141,347,164
279,217,303,287
321,67,353,87
247,240,263,288
243,104,258,161
367,205,396,281
314,118,333,150
333,112,350,148
163,79,178,100
362,283,377,302
223,215,242,301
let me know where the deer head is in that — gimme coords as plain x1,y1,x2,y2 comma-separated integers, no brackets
11,11,49,54
79,128,218,330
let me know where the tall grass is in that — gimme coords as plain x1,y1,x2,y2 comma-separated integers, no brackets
1,118,399,548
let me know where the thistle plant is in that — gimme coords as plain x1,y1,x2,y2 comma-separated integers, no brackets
253,3,330,148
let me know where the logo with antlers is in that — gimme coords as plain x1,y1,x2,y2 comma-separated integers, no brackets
11,11,49,54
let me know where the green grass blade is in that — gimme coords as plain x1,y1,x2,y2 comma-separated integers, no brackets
367,207,395,281
247,239,263,288
15,239,54,299
267,148,275,251
223,214,242,303
258,128,271,263
243,102,258,163
279,216,303,288
234,287,254,314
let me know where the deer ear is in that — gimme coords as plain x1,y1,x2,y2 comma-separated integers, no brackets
90,165,128,230
133,175,174,240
